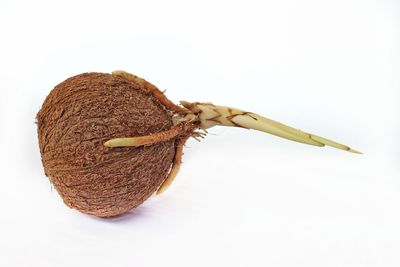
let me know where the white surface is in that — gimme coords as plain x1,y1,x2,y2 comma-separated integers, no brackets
0,0,399,266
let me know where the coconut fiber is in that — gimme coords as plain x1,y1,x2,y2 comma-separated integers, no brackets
37,73,176,217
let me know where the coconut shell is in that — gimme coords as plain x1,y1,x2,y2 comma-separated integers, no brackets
37,73,176,217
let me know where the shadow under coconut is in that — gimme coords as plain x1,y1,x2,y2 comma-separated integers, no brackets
92,207,152,224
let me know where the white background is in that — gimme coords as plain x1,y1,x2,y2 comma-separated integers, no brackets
0,0,399,266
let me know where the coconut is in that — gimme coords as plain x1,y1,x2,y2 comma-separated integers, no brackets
37,71,360,217
37,73,179,217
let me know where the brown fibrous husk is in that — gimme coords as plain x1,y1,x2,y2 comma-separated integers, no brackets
37,73,176,217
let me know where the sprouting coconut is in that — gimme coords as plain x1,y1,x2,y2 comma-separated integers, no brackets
36,70,360,217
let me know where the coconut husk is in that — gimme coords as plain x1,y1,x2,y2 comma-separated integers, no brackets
37,73,176,217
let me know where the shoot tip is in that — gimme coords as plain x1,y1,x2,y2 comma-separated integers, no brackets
349,148,363,154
